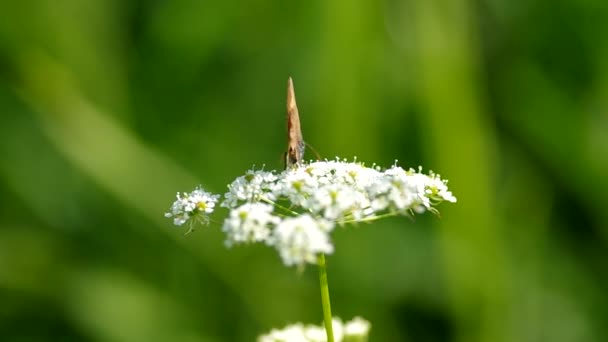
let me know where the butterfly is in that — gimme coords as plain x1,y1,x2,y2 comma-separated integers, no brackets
285,77,305,169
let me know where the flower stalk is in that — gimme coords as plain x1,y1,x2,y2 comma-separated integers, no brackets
318,253,335,342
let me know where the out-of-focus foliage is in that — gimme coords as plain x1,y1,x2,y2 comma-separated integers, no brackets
1,0,607,341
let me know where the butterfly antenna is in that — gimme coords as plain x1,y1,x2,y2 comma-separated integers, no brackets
305,142,321,161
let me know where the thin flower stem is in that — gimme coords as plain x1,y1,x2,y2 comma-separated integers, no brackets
317,253,334,342
260,196,299,216
338,212,399,225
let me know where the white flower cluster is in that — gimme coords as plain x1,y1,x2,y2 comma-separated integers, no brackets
164,187,219,227
258,316,371,342
221,160,456,266
166,159,456,266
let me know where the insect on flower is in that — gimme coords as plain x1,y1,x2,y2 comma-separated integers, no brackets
284,77,305,169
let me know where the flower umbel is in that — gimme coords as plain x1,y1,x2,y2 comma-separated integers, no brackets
164,186,219,230
166,159,456,266
222,202,280,247
270,214,334,267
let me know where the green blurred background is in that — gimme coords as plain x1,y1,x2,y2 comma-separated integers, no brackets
1,0,607,341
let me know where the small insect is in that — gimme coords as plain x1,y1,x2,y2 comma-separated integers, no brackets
285,77,305,169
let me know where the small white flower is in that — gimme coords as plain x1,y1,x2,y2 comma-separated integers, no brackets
275,167,319,207
343,317,371,339
222,203,280,246
377,167,427,213
257,317,369,342
425,173,457,203
270,214,334,267
369,169,412,212
222,170,278,208
164,186,219,227
302,326,327,341
304,318,344,342
189,188,218,213
308,184,358,220
327,160,379,189
258,323,309,342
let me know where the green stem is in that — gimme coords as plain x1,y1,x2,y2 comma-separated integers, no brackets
259,196,299,216
338,211,398,225
318,253,335,342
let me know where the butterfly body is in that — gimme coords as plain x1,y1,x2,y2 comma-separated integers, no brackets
285,77,305,168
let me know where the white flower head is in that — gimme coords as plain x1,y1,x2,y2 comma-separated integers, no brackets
269,214,335,267
222,203,281,246
308,183,359,220
164,186,219,227
222,169,278,208
379,166,422,211
275,167,320,207
343,317,371,340
424,172,457,203
257,317,370,342
167,159,456,266
368,166,457,215
258,323,308,342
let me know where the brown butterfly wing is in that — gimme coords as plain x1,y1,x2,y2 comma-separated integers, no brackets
286,77,305,168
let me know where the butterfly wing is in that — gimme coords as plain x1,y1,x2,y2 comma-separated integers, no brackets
286,77,305,168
